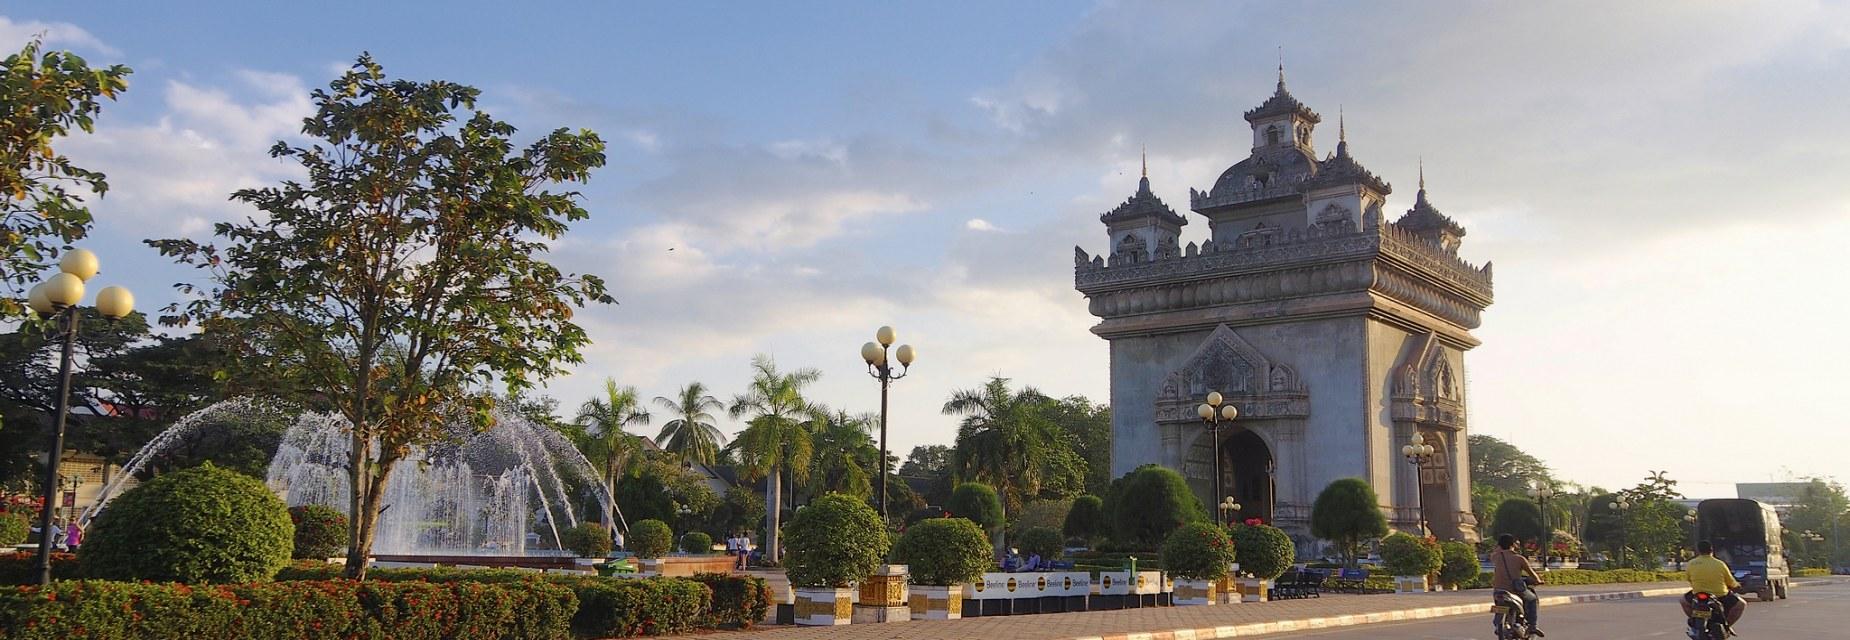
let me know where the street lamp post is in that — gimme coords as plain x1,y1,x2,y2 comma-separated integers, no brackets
860,326,915,521
1196,392,1239,525
26,249,134,586
1528,482,1555,567
1219,496,1242,527
1401,432,1436,536
1264,458,1277,524
1608,494,1634,568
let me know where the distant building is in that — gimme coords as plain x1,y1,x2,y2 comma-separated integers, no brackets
1074,69,1494,544
1736,482,1813,516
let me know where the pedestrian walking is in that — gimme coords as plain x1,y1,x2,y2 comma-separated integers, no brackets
64,519,82,552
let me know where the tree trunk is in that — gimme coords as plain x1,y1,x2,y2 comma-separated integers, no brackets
765,470,782,563
343,431,370,579
993,497,1009,559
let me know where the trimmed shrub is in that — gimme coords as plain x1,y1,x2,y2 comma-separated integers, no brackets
1439,540,1480,587
628,519,673,559
563,522,613,559
0,578,575,640
1491,498,1546,543
681,531,713,554
1009,499,1072,538
1310,478,1388,567
1018,526,1064,561
287,504,348,560
1062,494,1106,542
1105,465,1206,548
1161,521,1236,581
1796,567,1830,577
80,463,294,583
892,517,993,586
1229,523,1295,580
784,493,890,588
945,483,1003,533
0,552,79,585
690,572,771,628
272,563,742,637
1380,532,1443,577
0,511,29,546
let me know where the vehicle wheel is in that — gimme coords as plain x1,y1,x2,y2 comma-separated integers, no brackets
1775,580,1789,599
1756,587,1774,601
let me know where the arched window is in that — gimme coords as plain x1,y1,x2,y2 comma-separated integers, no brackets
1266,125,1281,146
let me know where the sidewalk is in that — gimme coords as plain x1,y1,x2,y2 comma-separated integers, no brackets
716,582,1688,640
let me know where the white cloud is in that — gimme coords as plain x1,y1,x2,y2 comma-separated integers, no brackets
0,16,121,57
964,218,997,232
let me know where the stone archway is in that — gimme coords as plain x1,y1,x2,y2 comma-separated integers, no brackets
1221,429,1274,525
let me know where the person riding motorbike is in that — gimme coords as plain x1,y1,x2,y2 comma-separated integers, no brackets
1490,533,1546,638
1681,540,1744,636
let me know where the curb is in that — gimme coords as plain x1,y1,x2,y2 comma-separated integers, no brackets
1075,587,1689,640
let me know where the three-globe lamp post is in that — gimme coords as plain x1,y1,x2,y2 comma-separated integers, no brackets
25,249,134,586
1608,494,1634,567
1528,481,1555,567
1401,432,1437,536
1219,496,1242,526
861,326,915,520
1196,392,1238,526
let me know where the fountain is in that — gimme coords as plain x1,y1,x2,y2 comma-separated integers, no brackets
84,398,620,558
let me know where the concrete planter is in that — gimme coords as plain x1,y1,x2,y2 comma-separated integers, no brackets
638,558,664,576
1393,575,1429,593
908,585,962,620
1546,560,1580,569
1239,577,1273,602
853,564,909,623
1172,578,1219,606
793,587,854,626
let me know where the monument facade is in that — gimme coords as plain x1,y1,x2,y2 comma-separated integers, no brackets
1074,71,1493,544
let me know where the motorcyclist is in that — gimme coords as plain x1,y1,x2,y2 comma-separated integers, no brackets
1681,540,1744,636
1490,533,1546,637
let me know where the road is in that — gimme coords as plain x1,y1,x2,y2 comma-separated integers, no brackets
1271,579,1847,639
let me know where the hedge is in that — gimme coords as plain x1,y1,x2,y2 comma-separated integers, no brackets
0,552,81,584
628,520,673,559
0,511,29,546
274,562,767,635
1160,522,1235,580
1455,567,1689,590
1796,567,1831,577
0,578,575,640
892,517,993,586
287,505,348,560
81,464,295,583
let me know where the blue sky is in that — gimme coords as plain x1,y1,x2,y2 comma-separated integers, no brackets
7,2,1850,498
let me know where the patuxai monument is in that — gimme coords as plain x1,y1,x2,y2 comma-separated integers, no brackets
1074,70,1494,547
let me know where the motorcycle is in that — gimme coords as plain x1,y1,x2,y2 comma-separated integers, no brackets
1491,589,1532,640
1686,591,1730,639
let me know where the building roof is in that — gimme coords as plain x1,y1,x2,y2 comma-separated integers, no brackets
1243,69,1321,124
1100,174,1188,227
1395,176,1466,238
1304,129,1391,194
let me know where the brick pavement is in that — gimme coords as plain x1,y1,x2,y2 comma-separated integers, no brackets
709,582,1688,640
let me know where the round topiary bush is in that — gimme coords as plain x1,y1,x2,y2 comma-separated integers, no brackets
1106,465,1206,548
1438,540,1480,587
1063,495,1105,543
0,511,28,547
562,522,613,558
1491,498,1546,543
945,483,1003,533
1018,526,1064,561
286,504,348,560
80,463,293,583
1380,532,1443,577
1160,521,1236,581
785,493,890,588
1228,523,1295,580
628,519,673,559
681,531,713,554
891,517,992,586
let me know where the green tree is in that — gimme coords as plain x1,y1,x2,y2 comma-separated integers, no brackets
575,379,649,528
1310,478,1388,568
146,55,612,578
899,444,954,506
1063,494,1107,543
728,354,819,563
1032,395,1111,495
0,39,131,319
1103,464,1206,548
1778,478,1847,568
945,481,1004,535
652,381,724,466
944,377,1061,538
1468,434,1555,495
1491,498,1547,548
801,408,878,502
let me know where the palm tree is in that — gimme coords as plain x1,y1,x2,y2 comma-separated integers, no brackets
802,407,880,502
944,376,1059,553
653,382,727,466
576,378,650,530
728,354,820,563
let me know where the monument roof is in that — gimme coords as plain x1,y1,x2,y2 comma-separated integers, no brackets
1101,169,1188,227
1395,179,1466,237
1304,117,1391,194
1244,69,1322,124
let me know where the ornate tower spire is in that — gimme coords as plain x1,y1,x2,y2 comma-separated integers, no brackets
1277,46,1286,90
1339,105,1346,142
1142,145,1148,178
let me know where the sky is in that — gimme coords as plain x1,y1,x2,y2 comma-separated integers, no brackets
6,2,1849,499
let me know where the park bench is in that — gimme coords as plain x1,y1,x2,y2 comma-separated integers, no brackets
1328,567,1370,593
1284,568,1326,599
